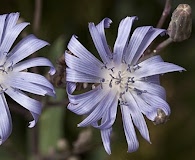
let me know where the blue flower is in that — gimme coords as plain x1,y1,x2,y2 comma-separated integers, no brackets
0,13,56,144
65,17,185,154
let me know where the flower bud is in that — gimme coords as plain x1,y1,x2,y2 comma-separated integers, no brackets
167,4,192,42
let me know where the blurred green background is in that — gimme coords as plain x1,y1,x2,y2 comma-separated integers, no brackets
0,0,195,159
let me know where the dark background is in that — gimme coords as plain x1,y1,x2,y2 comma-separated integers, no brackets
0,0,194,159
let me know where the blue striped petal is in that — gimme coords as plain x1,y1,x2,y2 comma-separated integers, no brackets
135,62,185,78
12,57,56,75
0,14,7,43
5,88,42,128
6,72,55,95
121,105,139,152
65,52,102,77
88,22,111,64
6,34,48,65
66,68,101,83
113,16,137,64
67,82,100,104
0,22,29,55
125,92,150,143
101,128,112,155
67,35,103,67
0,94,12,145
68,88,107,115
78,89,116,127
140,93,171,117
92,93,118,129
133,80,166,100
96,18,113,59
125,27,165,64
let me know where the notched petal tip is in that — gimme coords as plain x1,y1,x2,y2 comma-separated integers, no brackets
28,120,36,128
103,18,112,28
48,67,56,75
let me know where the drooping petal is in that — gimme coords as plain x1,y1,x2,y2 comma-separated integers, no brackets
5,88,42,128
68,88,107,115
135,61,185,79
66,82,77,100
140,93,171,118
66,68,101,83
92,92,118,129
13,57,56,75
101,128,112,155
78,89,116,127
67,82,101,104
96,18,113,59
6,34,49,65
121,105,139,153
0,94,12,145
131,92,155,114
65,52,103,77
133,80,166,100
125,92,150,143
6,72,55,96
88,22,111,64
113,16,137,64
5,75,52,96
67,35,103,67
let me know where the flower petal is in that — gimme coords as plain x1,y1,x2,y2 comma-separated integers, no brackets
68,88,108,115
5,75,52,96
5,88,42,128
0,22,29,55
125,92,150,143
65,52,102,77
67,82,100,104
133,80,166,100
78,89,116,127
13,57,56,75
88,22,111,64
125,27,165,64
67,35,103,67
113,16,137,64
135,62,185,78
66,68,101,83
101,128,112,155
96,18,113,59
138,55,164,66
121,105,139,153
0,94,12,145
140,93,171,117
6,72,55,96
0,14,7,43
6,34,49,65
131,28,165,65
92,93,118,129
66,82,77,95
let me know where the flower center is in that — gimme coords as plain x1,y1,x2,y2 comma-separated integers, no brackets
101,62,138,91
100,62,147,103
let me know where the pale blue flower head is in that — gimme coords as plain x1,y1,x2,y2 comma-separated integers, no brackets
65,17,185,154
0,13,56,144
